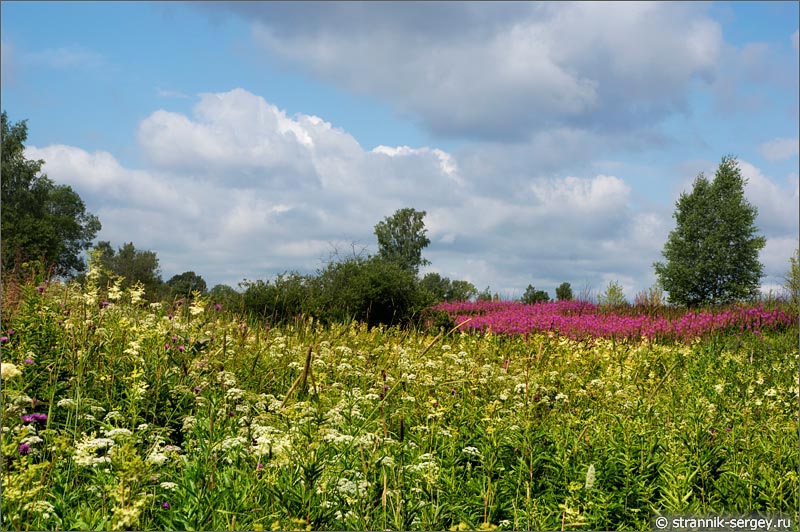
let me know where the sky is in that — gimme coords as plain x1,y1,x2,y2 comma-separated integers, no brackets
2,1,798,300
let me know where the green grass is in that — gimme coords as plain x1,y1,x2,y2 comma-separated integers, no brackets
2,278,798,530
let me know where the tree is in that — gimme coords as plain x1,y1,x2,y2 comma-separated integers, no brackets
374,207,430,274
597,280,627,307
654,156,765,306
89,241,164,299
1,112,101,276
555,282,573,301
167,271,207,299
521,284,550,304
420,272,478,302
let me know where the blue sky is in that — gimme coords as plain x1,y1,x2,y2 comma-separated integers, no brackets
2,1,798,299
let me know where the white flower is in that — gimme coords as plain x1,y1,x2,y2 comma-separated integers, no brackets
160,481,178,490
462,446,482,458
57,398,76,408
104,428,133,439
1,363,21,379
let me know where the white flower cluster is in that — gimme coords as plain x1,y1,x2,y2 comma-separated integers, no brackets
73,436,115,468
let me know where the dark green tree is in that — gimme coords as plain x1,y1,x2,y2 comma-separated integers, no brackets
90,241,164,299
167,271,207,299
374,207,430,274
555,282,573,301
1,112,101,276
521,284,550,304
420,272,477,303
654,156,766,306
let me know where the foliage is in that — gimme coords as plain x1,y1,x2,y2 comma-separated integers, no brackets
209,284,243,311
240,272,312,324
420,273,477,303
654,156,766,307
86,241,164,300
374,208,431,274
1,278,797,531
555,282,573,301
312,256,425,327
634,283,665,310
166,271,207,299
597,280,627,308
520,284,550,304
1,112,101,276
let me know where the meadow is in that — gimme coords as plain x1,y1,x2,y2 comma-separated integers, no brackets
1,271,798,531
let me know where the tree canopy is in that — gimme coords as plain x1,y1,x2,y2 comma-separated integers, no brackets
654,156,765,306
374,207,430,274
1,111,101,276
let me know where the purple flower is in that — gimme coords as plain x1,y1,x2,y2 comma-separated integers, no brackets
257,463,264,471
161,502,170,509
177,345,185,353
165,343,171,350
214,304,222,311
24,358,34,365
22,413,47,424
7,329,14,336
37,285,45,294
0,336,8,344
193,386,201,393
229,410,235,417
100,301,110,308
18,443,31,455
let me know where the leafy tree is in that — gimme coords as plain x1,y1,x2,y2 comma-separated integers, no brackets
448,279,478,302
166,271,207,299
654,156,765,306
597,280,627,307
312,256,424,326
555,282,573,301
420,272,478,302
241,272,311,323
374,207,430,274
209,284,242,310
1,112,101,276
521,284,550,304
89,241,164,299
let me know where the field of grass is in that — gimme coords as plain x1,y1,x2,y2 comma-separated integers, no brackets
2,275,798,531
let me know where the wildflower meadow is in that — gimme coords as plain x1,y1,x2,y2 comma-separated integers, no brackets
1,268,798,531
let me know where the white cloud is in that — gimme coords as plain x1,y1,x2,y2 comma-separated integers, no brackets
29,89,797,297
739,160,800,237
206,2,722,140
759,137,799,162
792,29,799,53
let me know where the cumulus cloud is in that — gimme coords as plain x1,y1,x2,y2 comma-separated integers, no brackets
29,89,797,298
759,137,799,162
201,2,721,141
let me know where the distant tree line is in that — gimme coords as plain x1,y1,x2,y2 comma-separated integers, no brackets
3,112,796,325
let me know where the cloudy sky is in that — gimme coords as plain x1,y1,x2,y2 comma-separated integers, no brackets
2,1,798,299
